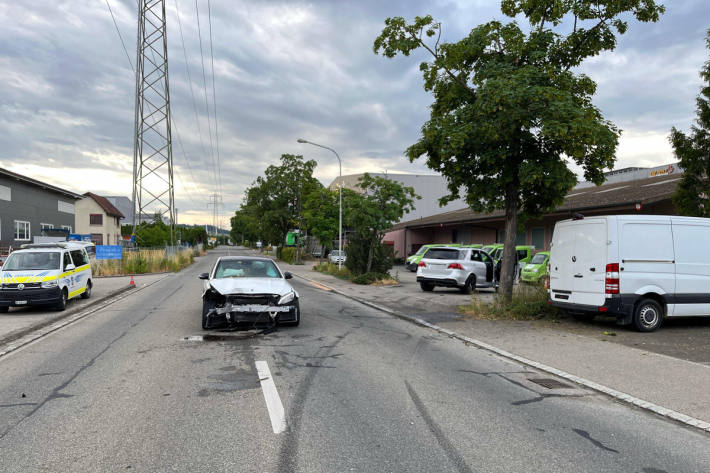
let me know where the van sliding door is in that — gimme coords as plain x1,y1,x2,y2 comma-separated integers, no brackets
671,220,710,316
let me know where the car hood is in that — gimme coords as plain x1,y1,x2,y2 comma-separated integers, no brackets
209,277,294,296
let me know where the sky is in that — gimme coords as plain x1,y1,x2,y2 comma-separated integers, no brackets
0,0,708,227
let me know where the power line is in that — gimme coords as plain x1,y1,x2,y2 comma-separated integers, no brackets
104,0,134,71
194,0,219,194
173,0,215,190
207,0,222,195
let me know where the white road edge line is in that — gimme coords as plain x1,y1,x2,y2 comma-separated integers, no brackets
289,272,710,435
255,360,287,434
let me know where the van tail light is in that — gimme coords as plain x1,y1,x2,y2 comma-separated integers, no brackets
605,263,620,294
447,263,464,270
418,261,426,268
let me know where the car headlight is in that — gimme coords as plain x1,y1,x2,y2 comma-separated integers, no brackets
41,280,58,288
278,292,295,305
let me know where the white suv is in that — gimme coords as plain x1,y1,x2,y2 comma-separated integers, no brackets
416,246,496,294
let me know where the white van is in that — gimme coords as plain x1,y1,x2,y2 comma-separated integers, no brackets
0,242,93,312
549,214,710,332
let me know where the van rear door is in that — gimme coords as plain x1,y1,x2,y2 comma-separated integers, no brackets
550,218,607,306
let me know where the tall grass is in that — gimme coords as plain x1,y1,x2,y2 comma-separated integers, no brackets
91,248,198,276
459,284,559,320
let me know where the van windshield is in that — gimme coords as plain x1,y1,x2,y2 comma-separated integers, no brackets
3,252,61,270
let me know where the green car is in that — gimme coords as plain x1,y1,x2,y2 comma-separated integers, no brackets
406,244,461,271
520,251,550,283
489,245,535,265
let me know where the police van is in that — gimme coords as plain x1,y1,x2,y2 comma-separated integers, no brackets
549,215,710,332
0,242,93,312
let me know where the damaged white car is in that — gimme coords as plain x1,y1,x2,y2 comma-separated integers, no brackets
199,256,300,330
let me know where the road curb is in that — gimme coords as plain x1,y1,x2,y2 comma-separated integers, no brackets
0,274,171,360
293,272,710,435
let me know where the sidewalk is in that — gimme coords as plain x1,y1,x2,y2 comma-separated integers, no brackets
0,273,167,345
270,255,710,427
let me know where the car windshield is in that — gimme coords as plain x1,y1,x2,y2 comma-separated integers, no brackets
414,246,429,256
424,248,461,260
214,259,281,278
3,251,61,270
492,248,503,260
531,253,547,264
331,251,344,256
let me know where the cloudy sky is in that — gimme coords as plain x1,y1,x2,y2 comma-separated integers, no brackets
1,1,708,226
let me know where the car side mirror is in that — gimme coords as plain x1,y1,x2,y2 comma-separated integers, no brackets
198,272,209,280
284,272,293,279
65,264,76,271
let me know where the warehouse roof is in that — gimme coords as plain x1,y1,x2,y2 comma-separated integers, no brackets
390,173,681,231
0,167,82,199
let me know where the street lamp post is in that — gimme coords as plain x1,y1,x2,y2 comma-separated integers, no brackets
297,138,343,269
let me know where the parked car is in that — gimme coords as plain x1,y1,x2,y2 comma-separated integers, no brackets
549,214,710,332
416,246,496,294
199,256,300,330
0,242,92,312
482,243,503,256
328,250,347,264
406,243,461,271
520,251,550,284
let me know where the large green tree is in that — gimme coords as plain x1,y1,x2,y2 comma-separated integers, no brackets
302,187,340,259
239,154,322,246
672,29,710,216
345,174,418,274
374,1,664,299
230,209,259,245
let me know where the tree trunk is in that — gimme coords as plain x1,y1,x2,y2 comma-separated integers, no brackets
500,182,519,302
366,232,377,273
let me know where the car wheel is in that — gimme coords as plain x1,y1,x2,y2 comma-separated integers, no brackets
420,282,434,292
0,306,8,313
459,275,475,295
633,299,663,332
56,289,68,311
81,281,92,299
282,300,300,326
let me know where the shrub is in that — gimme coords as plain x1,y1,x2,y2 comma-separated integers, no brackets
345,233,394,276
279,247,298,264
459,284,558,320
351,272,387,285
313,262,351,279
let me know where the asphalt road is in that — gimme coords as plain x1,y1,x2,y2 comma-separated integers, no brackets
0,248,708,472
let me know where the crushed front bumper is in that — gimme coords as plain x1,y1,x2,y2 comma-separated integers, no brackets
205,300,299,329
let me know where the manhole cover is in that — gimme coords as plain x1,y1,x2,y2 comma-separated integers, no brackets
529,378,573,389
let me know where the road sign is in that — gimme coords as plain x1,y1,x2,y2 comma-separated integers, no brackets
96,245,123,260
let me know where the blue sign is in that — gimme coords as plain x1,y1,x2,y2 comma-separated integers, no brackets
69,234,92,242
96,245,123,260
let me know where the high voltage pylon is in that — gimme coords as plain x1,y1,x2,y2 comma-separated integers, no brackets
132,0,175,243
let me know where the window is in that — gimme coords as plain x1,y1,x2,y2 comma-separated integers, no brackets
423,248,461,260
63,252,72,271
214,259,281,278
516,230,526,246
471,250,490,263
70,250,89,267
91,233,104,245
4,251,61,270
517,249,528,261
90,214,103,225
531,227,545,250
14,220,30,241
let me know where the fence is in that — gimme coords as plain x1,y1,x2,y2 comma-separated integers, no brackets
91,245,200,276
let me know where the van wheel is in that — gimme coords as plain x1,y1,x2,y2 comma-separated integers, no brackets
420,282,434,292
459,276,475,295
81,281,92,299
633,299,663,332
56,289,68,311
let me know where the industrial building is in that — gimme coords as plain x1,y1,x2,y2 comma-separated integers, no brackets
383,163,683,258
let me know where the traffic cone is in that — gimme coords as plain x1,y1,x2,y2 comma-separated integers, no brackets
129,275,135,286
